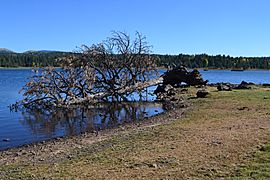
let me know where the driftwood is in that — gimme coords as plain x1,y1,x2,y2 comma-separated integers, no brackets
68,77,163,105
14,32,208,109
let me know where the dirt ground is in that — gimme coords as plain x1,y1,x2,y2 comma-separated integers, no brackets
0,87,270,179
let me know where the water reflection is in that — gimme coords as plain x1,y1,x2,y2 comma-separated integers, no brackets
19,102,164,137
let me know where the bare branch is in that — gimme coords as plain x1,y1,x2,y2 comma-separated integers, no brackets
16,31,159,108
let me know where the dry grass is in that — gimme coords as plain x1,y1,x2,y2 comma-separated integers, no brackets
0,87,270,179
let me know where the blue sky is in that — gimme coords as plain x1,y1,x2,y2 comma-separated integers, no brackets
1,0,270,56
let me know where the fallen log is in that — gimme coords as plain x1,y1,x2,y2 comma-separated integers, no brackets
67,77,164,105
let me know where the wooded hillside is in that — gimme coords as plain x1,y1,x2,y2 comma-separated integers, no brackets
0,51,270,69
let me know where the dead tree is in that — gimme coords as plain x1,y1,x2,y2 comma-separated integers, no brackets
17,31,159,108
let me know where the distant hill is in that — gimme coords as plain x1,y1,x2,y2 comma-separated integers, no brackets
0,48,67,54
0,48,14,54
0,49,70,67
38,50,59,53
23,50,65,54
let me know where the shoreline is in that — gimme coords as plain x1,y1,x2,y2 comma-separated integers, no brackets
1,84,269,152
0,87,270,178
0,101,190,165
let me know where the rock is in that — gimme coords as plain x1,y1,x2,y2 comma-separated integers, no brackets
180,89,188,93
15,152,22,157
237,106,249,111
164,84,174,92
162,100,174,110
167,91,176,97
238,81,255,85
155,84,178,102
217,83,232,91
149,163,158,168
176,101,189,108
170,97,178,101
154,84,174,94
196,89,209,98
234,81,251,89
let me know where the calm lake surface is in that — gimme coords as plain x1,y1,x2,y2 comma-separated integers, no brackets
0,69,270,150
200,70,270,84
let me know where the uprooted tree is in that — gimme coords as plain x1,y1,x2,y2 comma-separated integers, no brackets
16,31,160,108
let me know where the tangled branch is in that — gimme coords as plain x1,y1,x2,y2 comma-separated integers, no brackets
16,31,159,108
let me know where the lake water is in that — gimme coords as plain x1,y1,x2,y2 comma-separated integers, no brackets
0,69,270,150
200,70,270,84
0,69,164,150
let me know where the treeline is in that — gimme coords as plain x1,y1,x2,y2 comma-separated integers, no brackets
0,52,67,67
156,54,270,69
1,52,270,69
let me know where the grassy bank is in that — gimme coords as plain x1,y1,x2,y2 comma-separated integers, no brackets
233,143,270,179
0,87,270,179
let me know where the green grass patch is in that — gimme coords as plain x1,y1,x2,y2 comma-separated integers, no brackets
232,144,270,179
